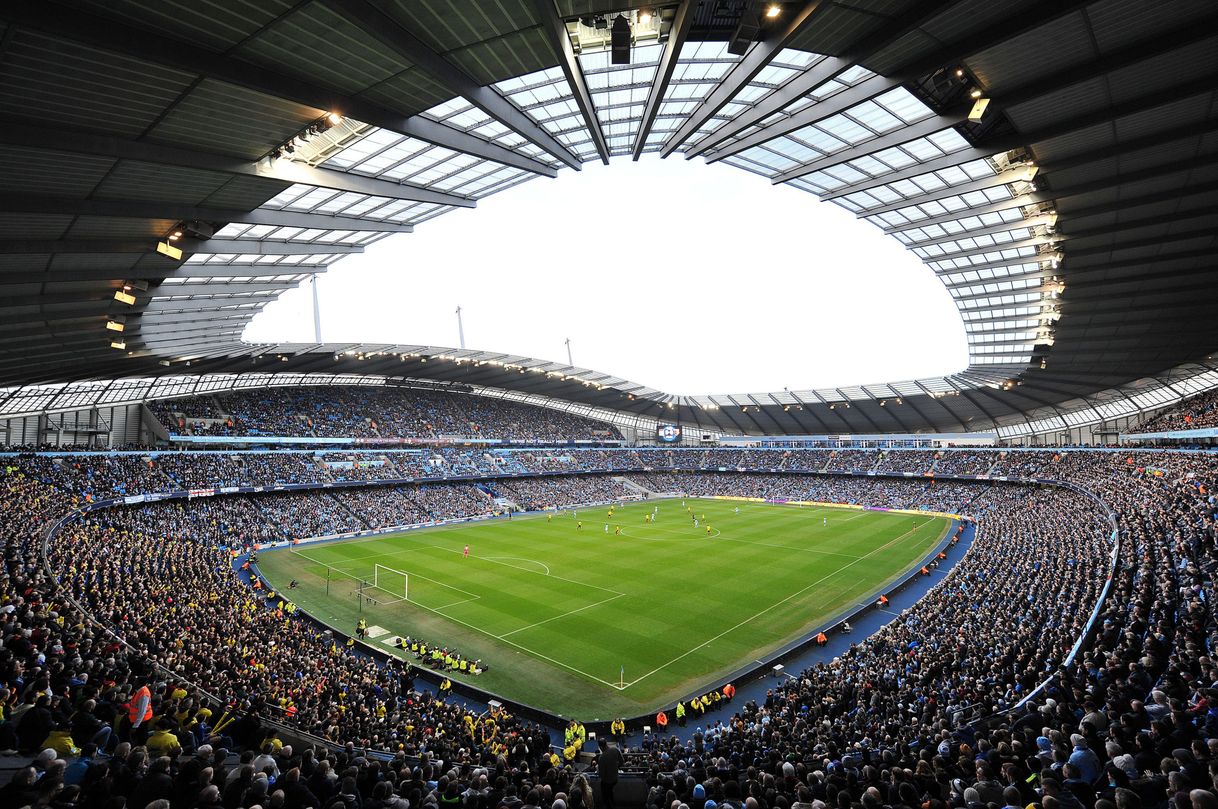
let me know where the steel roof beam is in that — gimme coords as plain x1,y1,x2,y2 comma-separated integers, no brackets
1058,180,1218,223
0,195,414,233
0,2,556,178
993,18,1218,113
147,281,300,296
948,270,1052,291
879,148,1218,233
691,0,966,158
529,0,609,165
899,179,1218,247
772,113,969,184
706,0,1099,166
140,298,271,313
1065,263,1218,291
709,73,909,164
929,233,1056,263
994,71,1218,152
877,191,1048,232
331,0,580,170
842,79,1218,208
857,166,1032,217
1058,207,1218,243
0,239,361,256
0,265,329,284
632,0,695,161
819,146,999,201
1062,227,1217,258
905,215,1055,250
659,0,836,157
0,122,476,208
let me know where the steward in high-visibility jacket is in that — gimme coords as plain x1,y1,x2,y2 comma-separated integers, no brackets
675,701,686,726
723,683,736,701
655,711,668,731
126,685,153,729
815,631,828,646
610,718,625,737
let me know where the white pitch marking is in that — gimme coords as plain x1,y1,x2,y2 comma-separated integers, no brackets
622,520,941,689
483,556,551,576
500,593,625,638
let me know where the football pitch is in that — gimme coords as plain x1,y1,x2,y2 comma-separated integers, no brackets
256,497,951,719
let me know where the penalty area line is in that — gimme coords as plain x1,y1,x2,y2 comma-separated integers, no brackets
406,597,629,691
621,520,935,690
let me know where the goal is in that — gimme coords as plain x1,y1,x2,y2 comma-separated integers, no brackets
361,564,409,606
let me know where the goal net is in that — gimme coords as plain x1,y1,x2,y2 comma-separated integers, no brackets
358,564,409,606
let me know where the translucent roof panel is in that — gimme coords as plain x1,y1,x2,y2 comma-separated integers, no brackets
716,92,943,183
579,43,662,157
653,41,744,152
494,66,600,162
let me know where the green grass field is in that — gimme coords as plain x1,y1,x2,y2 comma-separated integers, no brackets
256,497,949,719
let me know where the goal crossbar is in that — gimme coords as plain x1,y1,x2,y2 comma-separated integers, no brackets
361,564,409,605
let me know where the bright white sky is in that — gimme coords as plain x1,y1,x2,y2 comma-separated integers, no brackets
245,155,968,396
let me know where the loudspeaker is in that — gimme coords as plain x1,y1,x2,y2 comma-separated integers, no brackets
611,14,631,64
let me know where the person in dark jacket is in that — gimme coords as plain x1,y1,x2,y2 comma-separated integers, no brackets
16,695,55,752
129,756,176,809
597,740,624,809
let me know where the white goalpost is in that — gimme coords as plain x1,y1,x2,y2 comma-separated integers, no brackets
358,564,409,606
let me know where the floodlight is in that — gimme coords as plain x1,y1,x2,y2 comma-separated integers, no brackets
106,319,125,332
766,4,781,17
114,290,136,305
968,97,990,123
156,241,183,260
638,7,653,25
110,340,126,350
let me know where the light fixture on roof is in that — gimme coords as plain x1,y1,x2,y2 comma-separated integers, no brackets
114,289,137,306
156,240,183,260
106,316,126,333
326,112,343,126
110,340,126,350
766,3,781,17
968,96,990,123
637,7,653,25
969,88,983,99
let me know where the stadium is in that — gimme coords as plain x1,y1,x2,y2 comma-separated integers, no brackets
0,1,1216,809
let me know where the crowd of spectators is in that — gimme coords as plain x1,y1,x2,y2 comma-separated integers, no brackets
493,476,636,511
148,387,623,442
1133,388,1218,433
1,446,1216,809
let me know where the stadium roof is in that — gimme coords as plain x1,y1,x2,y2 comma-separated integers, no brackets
0,0,1215,436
